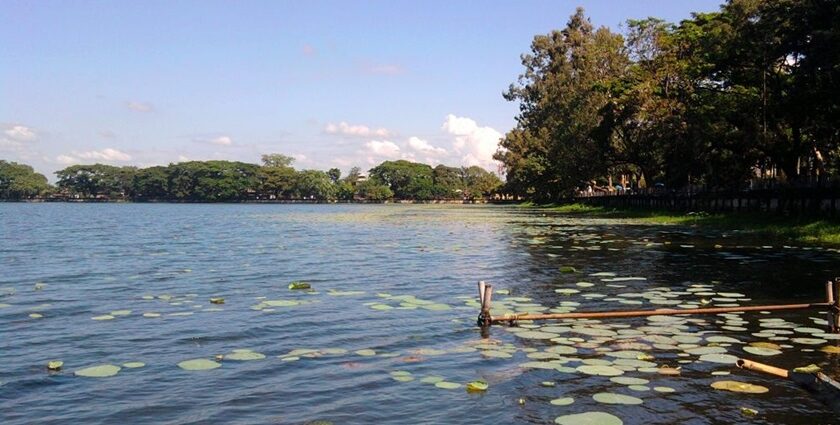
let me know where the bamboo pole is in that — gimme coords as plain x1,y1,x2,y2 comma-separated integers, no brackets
737,358,789,379
489,302,831,324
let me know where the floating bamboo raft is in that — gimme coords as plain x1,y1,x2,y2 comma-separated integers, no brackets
477,279,840,334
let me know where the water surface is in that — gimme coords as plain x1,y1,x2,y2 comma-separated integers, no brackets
2,204,840,424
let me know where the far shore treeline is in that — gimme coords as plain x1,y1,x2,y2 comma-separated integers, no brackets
0,155,502,202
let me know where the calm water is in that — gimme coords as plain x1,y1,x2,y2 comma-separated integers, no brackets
2,203,840,424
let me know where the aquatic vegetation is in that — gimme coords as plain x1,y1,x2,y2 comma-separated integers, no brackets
75,364,121,378
711,380,769,394
178,359,221,371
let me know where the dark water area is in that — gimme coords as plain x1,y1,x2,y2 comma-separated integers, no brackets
2,203,840,424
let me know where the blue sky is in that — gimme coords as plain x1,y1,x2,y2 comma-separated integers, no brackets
1,0,722,179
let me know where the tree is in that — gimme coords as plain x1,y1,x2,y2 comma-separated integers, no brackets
293,170,337,200
261,153,295,168
495,7,627,200
133,166,170,200
327,168,341,183
55,164,136,199
0,161,50,199
368,160,435,199
356,179,393,201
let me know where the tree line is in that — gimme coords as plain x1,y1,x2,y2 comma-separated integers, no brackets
0,155,502,202
495,0,840,201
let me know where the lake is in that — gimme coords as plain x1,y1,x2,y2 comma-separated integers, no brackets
2,203,840,424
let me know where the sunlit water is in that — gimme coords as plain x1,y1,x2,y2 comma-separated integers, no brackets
2,204,840,424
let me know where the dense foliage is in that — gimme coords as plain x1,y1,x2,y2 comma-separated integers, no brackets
0,156,501,202
496,1,840,201
0,160,51,199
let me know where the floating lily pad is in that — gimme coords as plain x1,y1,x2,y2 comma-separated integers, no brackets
592,392,643,405
420,375,445,384
466,380,488,392
178,358,221,371
654,386,675,393
743,346,782,356
435,381,461,389
75,364,121,377
210,298,225,304
577,365,624,376
142,312,161,318
110,310,131,316
698,353,738,364
289,281,311,290
226,350,266,361
559,266,577,273
550,397,574,406
793,364,821,373
29,313,43,319
47,360,63,371
555,411,622,425
610,377,648,385
122,362,145,368
355,349,376,356
711,380,769,394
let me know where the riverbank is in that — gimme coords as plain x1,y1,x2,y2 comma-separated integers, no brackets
525,202,840,246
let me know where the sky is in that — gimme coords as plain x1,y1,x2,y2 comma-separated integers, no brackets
1,0,723,180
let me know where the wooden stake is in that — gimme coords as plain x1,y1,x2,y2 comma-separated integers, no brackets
489,302,830,324
482,285,493,312
478,281,486,306
827,281,835,305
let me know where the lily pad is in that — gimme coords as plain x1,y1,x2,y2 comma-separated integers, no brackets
743,346,782,356
466,380,488,392
711,380,769,394
577,365,624,376
178,358,221,371
592,392,643,405
555,411,623,425
435,381,461,389
355,349,376,356
122,362,145,368
550,397,574,406
289,281,311,290
47,360,63,371
225,350,266,361
75,364,121,378
559,266,577,273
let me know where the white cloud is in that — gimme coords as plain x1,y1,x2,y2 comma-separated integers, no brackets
441,114,502,170
4,125,37,142
325,121,391,138
407,136,447,155
0,124,38,153
210,136,233,146
55,148,132,165
126,101,154,112
365,140,401,158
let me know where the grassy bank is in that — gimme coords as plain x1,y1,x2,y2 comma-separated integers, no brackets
523,202,840,246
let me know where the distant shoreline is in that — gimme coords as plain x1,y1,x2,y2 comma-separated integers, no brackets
0,199,516,205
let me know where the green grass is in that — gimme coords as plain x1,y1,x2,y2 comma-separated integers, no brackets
524,202,840,247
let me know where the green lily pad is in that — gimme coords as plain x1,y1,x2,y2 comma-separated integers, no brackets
577,365,624,376
178,358,221,371
559,266,577,273
289,281,311,290
420,375,445,384
592,392,643,405
466,380,489,392
743,346,782,356
555,411,623,425
711,380,769,394
355,349,376,356
435,381,461,389
550,397,574,406
610,377,648,385
110,310,131,316
122,362,145,368
75,364,121,377
226,350,266,361
92,315,115,321
47,360,63,371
